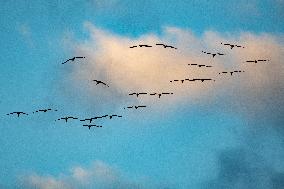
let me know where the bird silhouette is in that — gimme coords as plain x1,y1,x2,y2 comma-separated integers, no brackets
33,108,54,113
196,79,214,82
92,80,109,87
62,57,85,64
129,93,147,97
129,45,138,48
7,112,28,117
156,43,177,49
246,60,269,63
135,105,146,109
80,118,94,123
154,92,174,98
109,115,122,119
139,45,152,47
58,116,78,123
221,42,245,49
124,106,145,109
83,124,102,129
202,51,225,58
219,71,245,76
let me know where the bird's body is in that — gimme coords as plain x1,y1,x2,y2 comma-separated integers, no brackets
156,43,177,49
92,80,109,87
202,51,225,58
221,42,245,49
7,112,28,117
139,45,152,47
62,57,85,64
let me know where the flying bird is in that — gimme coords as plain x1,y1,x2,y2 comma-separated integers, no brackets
188,64,212,68
62,57,85,64
109,115,122,119
219,71,245,76
6,112,28,117
139,45,152,47
245,60,269,64
83,124,102,129
129,93,147,97
92,80,109,87
156,43,177,49
129,45,138,48
202,51,225,58
125,105,147,109
57,116,78,123
80,118,95,123
221,42,245,49
33,108,56,113
156,93,174,98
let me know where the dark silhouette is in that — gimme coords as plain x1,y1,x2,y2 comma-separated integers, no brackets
92,80,109,87
62,57,85,64
83,124,102,129
7,112,28,117
139,45,152,47
246,60,269,64
202,51,225,58
156,92,174,98
80,118,94,123
221,42,245,49
129,45,137,48
156,43,177,49
58,116,78,123
219,70,245,76
109,115,122,119
33,108,56,113
188,63,212,68
135,105,146,109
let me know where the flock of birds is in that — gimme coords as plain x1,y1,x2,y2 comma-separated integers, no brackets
6,42,270,130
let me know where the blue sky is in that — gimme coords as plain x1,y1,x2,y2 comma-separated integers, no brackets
0,1,283,189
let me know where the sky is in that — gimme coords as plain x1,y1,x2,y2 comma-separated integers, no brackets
0,0,283,188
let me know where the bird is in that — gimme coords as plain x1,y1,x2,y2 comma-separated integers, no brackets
129,45,138,48
109,115,116,119
134,105,146,109
58,116,78,123
80,118,94,123
62,57,85,64
109,115,122,119
202,51,225,58
92,80,109,87
221,42,245,49
156,43,177,49
83,124,102,129
7,112,28,117
219,71,245,76
137,92,147,97
129,93,147,97
191,79,214,82
33,108,54,113
246,59,269,63
139,45,152,47
156,92,174,98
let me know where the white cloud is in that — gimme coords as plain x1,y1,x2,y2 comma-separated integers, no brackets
61,22,283,124
20,160,163,189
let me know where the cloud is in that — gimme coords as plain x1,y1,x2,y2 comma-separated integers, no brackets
60,22,283,126
201,147,284,189
19,160,166,189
